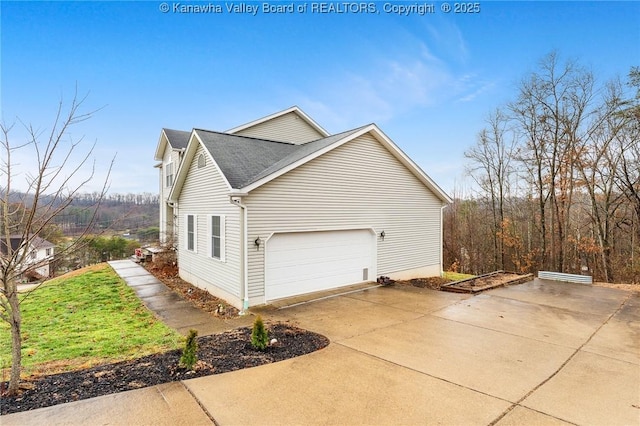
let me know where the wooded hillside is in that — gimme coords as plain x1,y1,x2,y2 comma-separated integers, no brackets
445,55,638,284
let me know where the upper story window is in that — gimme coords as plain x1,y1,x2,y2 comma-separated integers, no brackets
30,250,37,260
46,248,52,256
197,153,206,168
165,162,174,187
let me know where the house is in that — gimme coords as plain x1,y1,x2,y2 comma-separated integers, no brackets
154,107,451,310
0,235,55,281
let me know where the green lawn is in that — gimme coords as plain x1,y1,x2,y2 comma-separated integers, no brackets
1,263,182,377
443,271,475,281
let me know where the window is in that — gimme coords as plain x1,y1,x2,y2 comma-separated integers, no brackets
30,250,37,260
46,248,52,256
165,162,174,187
186,214,196,252
209,215,225,260
197,153,206,168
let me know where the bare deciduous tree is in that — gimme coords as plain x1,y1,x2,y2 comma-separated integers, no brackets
455,54,639,283
465,108,515,270
0,90,112,395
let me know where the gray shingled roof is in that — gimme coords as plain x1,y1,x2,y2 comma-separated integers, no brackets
163,128,191,150
194,126,367,189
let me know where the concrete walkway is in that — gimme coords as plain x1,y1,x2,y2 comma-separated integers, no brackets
107,259,253,336
3,278,638,425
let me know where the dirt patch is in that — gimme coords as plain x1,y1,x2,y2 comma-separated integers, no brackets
441,271,533,293
395,277,452,290
143,260,239,319
395,271,533,294
1,323,328,415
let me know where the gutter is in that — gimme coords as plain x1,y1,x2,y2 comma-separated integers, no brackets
229,194,250,314
440,204,447,277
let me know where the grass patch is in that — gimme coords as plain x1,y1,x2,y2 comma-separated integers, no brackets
1,263,182,378
443,271,475,281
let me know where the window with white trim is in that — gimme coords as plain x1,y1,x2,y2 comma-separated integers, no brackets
165,162,174,187
186,214,197,252
209,215,225,261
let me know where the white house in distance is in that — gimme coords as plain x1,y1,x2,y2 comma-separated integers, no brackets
0,235,55,281
154,107,451,310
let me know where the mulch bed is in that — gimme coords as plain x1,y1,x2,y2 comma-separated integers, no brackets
142,259,240,319
440,271,534,293
394,276,453,290
1,323,329,415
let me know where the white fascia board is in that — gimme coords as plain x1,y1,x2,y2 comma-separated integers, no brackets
239,125,373,193
168,131,233,202
226,106,330,137
199,133,233,192
154,130,170,161
369,124,452,204
167,131,195,202
240,124,452,204
241,126,369,192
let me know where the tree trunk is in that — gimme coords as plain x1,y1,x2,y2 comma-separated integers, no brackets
8,285,22,395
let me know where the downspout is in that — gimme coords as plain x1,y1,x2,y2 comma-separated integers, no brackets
230,195,250,314
440,204,447,277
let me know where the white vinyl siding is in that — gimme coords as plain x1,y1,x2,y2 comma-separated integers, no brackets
186,214,196,252
159,145,182,243
233,111,323,144
245,133,444,301
208,214,225,261
176,144,242,300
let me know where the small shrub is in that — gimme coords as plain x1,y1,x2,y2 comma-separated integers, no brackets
180,329,198,370
251,316,269,351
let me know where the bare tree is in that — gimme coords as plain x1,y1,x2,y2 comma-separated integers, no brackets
465,108,516,270
574,80,630,281
0,90,112,395
617,67,640,240
510,52,595,272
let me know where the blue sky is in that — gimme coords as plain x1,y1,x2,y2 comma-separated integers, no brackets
2,1,638,195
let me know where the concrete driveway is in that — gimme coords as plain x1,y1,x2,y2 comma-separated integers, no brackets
4,279,638,425
188,279,639,425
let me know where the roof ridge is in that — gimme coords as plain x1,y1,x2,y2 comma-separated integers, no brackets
193,128,298,146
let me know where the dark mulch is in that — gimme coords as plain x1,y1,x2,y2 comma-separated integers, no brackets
1,324,329,415
142,260,241,319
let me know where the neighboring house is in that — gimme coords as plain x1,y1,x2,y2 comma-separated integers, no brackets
0,235,55,280
154,107,451,310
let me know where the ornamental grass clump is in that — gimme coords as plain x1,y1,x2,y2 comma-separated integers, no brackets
180,329,198,370
251,316,269,351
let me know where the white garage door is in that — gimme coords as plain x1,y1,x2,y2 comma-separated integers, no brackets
266,229,375,301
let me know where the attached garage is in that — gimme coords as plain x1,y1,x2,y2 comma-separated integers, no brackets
265,229,376,301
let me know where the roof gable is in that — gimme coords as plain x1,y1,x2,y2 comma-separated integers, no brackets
0,235,54,255
226,106,329,142
238,124,452,204
154,128,191,161
195,130,297,188
169,125,451,205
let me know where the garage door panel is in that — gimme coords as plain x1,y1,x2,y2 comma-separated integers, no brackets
266,230,375,301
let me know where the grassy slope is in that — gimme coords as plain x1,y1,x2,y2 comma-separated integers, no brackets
1,264,182,377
